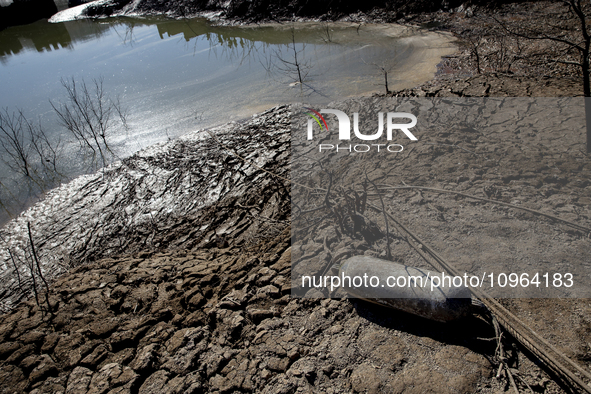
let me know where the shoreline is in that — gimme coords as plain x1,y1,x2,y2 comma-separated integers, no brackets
44,0,587,100
47,0,458,25
0,106,291,312
0,18,460,228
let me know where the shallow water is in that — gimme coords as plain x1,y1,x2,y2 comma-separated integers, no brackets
0,16,455,223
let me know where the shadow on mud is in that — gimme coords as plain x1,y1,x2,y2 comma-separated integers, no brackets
351,298,497,355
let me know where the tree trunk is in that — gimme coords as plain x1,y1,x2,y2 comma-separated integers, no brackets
586,98,591,154
583,50,591,153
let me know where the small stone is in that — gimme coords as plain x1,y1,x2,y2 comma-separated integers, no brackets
87,363,138,394
28,354,58,383
267,357,289,372
65,366,93,394
0,342,21,359
287,348,300,361
81,344,109,368
5,344,35,364
258,285,280,298
20,355,41,373
88,319,118,338
188,293,205,309
20,331,45,345
138,370,169,394
322,365,334,376
41,333,61,353
261,369,272,380
248,309,274,324
130,344,159,372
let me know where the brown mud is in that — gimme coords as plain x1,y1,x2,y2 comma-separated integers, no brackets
1,1,591,393
0,94,589,393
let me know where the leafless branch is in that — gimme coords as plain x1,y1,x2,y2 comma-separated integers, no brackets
51,76,128,170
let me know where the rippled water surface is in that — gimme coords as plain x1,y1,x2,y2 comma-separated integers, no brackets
0,17,454,222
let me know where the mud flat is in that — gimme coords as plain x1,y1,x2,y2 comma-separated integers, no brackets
1,1,591,392
0,94,590,392
0,106,291,313
0,103,499,394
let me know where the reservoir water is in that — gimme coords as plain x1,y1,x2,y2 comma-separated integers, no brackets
0,16,455,223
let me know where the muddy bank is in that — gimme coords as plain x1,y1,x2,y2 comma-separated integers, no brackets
0,103,497,394
0,229,498,394
0,94,590,392
51,0,466,24
388,73,583,98
397,0,588,98
0,106,291,313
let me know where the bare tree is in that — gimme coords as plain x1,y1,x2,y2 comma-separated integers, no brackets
51,76,128,169
0,226,52,315
319,22,334,43
0,77,128,222
261,27,313,86
363,59,393,94
466,36,483,75
0,108,63,187
491,0,591,151
30,124,62,179
0,108,34,179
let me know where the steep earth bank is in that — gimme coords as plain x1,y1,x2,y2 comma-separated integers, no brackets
74,0,469,23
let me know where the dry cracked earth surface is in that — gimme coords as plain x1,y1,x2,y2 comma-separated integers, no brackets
0,91,590,394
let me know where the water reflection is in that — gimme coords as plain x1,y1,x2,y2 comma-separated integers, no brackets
0,18,250,59
0,21,71,57
0,19,111,59
0,17,353,61
0,17,329,225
